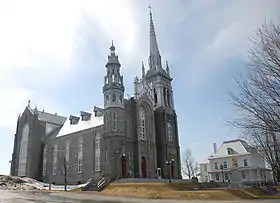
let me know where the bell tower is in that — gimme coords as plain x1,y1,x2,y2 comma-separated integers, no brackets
144,9,174,111
102,42,126,179
103,41,125,109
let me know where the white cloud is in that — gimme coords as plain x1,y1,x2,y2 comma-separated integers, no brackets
0,0,141,132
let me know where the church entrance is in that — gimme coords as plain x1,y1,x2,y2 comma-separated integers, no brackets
121,155,126,178
171,164,174,179
141,157,147,178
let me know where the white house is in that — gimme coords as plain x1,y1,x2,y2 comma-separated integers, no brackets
199,139,272,183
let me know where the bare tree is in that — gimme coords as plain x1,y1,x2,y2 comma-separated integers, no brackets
61,157,69,191
181,148,199,179
229,20,280,182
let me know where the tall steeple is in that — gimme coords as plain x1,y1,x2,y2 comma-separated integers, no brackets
148,6,162,71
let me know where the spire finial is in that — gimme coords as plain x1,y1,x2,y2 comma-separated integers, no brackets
142,61,145,78
27,100,30,107
166,61,170,75
110,40,115,51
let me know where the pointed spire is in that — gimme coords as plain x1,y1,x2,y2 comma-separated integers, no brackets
141,61,145,78
110,40,115,55
148,6,161,71
149,6,159,56
166,61,170,75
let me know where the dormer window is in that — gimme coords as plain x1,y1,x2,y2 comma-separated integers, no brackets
94,106,104,117
80,111,91,121
70,115,80,125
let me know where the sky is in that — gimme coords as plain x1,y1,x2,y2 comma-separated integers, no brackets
0,0,279,175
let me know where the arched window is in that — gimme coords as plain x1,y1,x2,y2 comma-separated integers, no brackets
43,145,47,176
153,88,158,104
112,94,116,102
167,89,171,107
139,108,146,140
105,95,109,104
78,137,83,173
112,113,117,131
163,87,167,106
119,94,123,103
18,124,29,176
65,140,70,174
167,122,173,142
95,133,101,171
53,144,58,175
112,74,115,83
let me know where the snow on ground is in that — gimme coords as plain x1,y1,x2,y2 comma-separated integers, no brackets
0,175,38,191
0,175,87,191
21,177,88,191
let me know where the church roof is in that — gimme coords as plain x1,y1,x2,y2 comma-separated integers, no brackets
37,111,67,126
56,108,104,137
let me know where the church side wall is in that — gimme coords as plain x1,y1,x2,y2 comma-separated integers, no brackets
43,126,103,185
27,118,46,180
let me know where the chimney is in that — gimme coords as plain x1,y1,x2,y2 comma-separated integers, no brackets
213,143,217,154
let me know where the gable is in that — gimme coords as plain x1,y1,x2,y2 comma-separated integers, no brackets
214,140,249,157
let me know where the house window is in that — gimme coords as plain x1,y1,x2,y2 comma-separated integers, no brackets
95,133,101,171
78,137,83,173
112,113,117,131
112,93,116,102
204,165,207,172
225,173,229,180
227,148,234,155
43,146,47,176
242,171,246,179
214,162,218,169
223,162,227,169
244,159,248,167
139,108,146,140
216,174,219,180
53,144,58,175
167,122,172,142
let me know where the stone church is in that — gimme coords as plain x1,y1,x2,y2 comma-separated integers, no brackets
10,10,182,185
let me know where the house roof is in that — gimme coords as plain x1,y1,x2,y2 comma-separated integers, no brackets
211,139,253,158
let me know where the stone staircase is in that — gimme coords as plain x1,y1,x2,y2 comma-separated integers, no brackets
82,176,109,191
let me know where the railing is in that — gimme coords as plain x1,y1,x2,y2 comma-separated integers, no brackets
97,177,106,188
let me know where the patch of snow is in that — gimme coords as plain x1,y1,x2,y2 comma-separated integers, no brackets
57,108,104,137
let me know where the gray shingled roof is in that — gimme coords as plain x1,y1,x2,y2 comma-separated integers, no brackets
38,111,67,126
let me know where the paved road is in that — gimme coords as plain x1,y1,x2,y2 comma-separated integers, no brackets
1,190,280,203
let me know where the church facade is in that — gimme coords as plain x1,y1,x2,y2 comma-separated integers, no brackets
10,10,182,185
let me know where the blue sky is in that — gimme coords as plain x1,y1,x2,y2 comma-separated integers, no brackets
0,0,279,175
